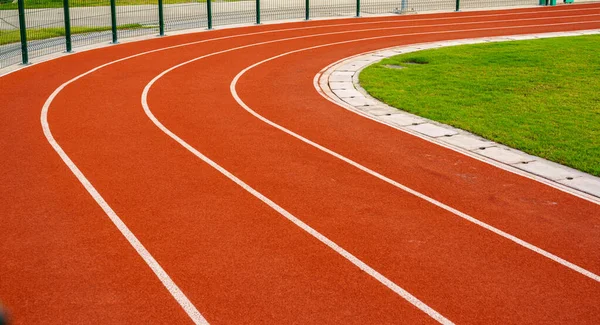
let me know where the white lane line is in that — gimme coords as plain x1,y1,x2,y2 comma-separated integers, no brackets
41,13,600,324
141,81,454,325
35,15,510,324
41,83,209,323
141,19,600,324
34,14,498,325
227,26,600,284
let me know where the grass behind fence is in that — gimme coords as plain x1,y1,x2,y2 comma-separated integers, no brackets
0,23,145,44
0,0,213,10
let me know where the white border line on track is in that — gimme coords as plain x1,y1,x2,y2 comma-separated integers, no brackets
227,26,600,285
37,16,510,325
38,16,502,325
40,11,600,325
140,17,600,323
41,81,209,324
142,81,454,325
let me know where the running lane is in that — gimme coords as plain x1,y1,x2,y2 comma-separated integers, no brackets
46,32,439,324
145,5,600,325
2,3,600,324
7,12,521,323
0,42,206,324
235,18,600,273
1,21,440,324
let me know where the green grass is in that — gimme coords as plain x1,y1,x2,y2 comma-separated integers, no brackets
360,35,600,176
0,0,211,10
0,24,146,45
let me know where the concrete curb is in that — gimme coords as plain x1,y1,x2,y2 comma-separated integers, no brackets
316,29,600,203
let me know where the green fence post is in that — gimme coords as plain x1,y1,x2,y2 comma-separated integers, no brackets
63,0,73,52
17,0,28,64
256,0,260,24
158,0,165,36
305,0,309,20
207,0,213,29
455,0,460,11
110,0,118,43
356,0,360,17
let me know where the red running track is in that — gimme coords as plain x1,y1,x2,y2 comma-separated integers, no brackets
1,3,600,324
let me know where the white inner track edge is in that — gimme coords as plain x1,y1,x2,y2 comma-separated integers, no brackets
143,18,600,323
313,37,600,206
41,10,600,325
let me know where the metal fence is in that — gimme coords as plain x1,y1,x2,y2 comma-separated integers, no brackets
0,0,593,69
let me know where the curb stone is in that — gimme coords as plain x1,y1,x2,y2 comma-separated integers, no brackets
317,29,600,203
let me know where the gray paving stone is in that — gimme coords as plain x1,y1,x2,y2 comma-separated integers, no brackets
331,71,354,76
577,29,600,35
380,114,424,126
558,177,600,197
341,96,379,107
367,107,402,116
434,40,468,47
359,55,384,62
338,60,373,71
505,35,536,40
332,88,364,98
439,134,495,151
486,37,513,43
328,81,354,90
329,74,353,82
407,123,458,138
413,44,442,50
513,160,580,181
446,39,478,45
535,32,565,39
372,50,403,57
474,147,533,164
557,31,583,36
395,46,422,52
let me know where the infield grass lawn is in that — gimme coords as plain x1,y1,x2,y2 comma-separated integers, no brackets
360,35,600,176
0,24,146,45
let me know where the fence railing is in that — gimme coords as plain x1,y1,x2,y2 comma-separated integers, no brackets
0,0,582,69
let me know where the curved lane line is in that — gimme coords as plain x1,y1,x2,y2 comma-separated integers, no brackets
141,18,600,324
40,12,600,325
229,26,600,284
37,16,508,324
229,27,600,283
225,25,600,284
141,80,454,325
41,78,210,324
37,16,522,325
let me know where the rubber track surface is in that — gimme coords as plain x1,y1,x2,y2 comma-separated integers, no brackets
1,3,600,324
